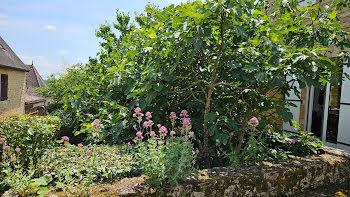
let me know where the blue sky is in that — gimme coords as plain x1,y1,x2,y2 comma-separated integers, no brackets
0,0,187,79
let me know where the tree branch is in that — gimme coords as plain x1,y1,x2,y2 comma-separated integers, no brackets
169,80,206,93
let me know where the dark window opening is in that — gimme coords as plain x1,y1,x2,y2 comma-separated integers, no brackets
326,81,342,143
1,74,8,101
310,87,326,138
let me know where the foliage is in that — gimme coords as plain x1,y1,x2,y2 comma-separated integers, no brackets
36,142,135,194
222,119,324,166
0,115,60,165
0,145,36,195
289,121,324,156
133,108,197,189
76,119,109,144
36,64,88,140
27,175,53,197
51,0,350,167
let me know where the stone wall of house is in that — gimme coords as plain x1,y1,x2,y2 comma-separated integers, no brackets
298,88,308,131
87,147,350,197
0,68,26,118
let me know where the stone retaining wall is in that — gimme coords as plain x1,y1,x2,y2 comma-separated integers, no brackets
89,146,350,197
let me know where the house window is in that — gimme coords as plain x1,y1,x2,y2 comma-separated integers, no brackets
0,74,8,101
0,44,4,49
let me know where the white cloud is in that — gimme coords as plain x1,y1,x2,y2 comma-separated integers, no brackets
43,25,56,31
19,55,61,79
59,50,68,55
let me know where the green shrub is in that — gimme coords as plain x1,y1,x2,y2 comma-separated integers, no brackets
37,143,134,194
133,109,197,189
0,115,60,165
289,121,324,156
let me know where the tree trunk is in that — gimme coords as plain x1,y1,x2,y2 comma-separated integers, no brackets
235,109,253,153
203,84,214,168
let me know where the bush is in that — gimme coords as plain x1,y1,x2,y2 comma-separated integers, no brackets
221,118,323,166
0,115,60,165
133,108,197,189
289,121,324,156
37,142,134,195
0,115,60,194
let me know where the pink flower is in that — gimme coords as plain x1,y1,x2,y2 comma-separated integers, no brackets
135,107,142,113
288,139,295,144
159,126,167,133
0,138,5,142
61,136,69,142
86,150,92,154
136,131,143,137
166,141,169,145
178,169,183,173
180,110,188,117
189,131,194,136
184,135,188,139
145,112,152,120
184,158,187,162
143,120,154,128
15,147,20,153
230,132,235,136
93,119,100,125
157,124,161,128
3,145,10,151
170,130,176,136
137,116,142,123
77,143,83,148
170,112,177,118
183,118,192,130
266,124,272,129
127,142,131,145
150,131,156,137
133,124,137,129
133,113,137,117
196,149,199,153
248,117,259,128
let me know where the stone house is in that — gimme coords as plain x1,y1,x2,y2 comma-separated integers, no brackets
25,63,49,115
0,36,29,118
283,1,350,151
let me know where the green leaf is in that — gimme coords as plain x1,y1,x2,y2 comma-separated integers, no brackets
37,188,50,197
28,175,52,189
329,10,337,19
255,72,265,82
153,84,163,92
206,112,218,123
209,124,217,136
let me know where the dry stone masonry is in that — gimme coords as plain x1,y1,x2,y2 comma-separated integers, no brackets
88,146,350,197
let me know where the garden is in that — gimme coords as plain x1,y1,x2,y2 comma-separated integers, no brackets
2,0,350,196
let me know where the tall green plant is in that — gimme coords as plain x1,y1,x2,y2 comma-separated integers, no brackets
59,0,349,167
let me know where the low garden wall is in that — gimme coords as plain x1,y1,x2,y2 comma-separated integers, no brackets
89,146,350,197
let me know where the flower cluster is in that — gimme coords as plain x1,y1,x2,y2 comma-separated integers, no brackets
248,117,259,128
59,138,92,155
131,108,197,188
132,108,195,142
1,137,22,164
89,119,104,143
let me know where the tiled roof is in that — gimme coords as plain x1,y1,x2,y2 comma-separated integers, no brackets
0,36,29,71
25,64,47,104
